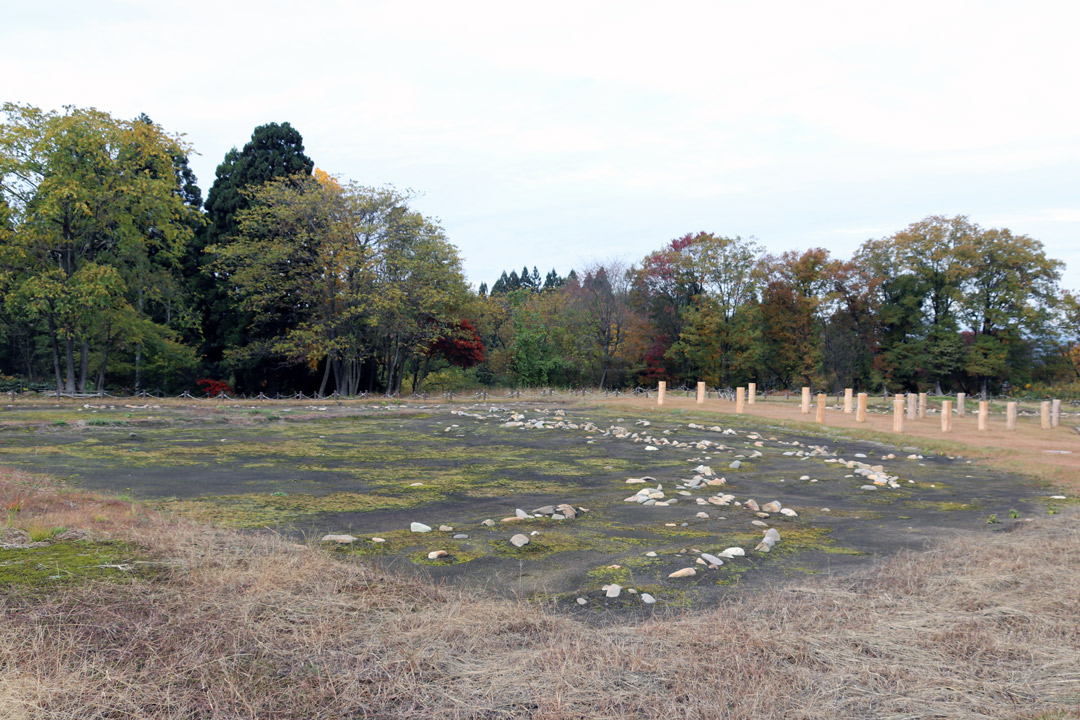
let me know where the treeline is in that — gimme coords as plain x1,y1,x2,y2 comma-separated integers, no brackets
1,103,1078,397
468,224,1079,397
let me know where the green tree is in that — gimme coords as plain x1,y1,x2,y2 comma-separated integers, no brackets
955,225,1062,396
567,262,635,388
372,203,469,394
192,122,314,380
758,248,836,389
640,232,763,385
213,171,468,396
0,103,199,393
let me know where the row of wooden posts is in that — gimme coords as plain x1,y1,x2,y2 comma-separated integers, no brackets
654,381,1063,433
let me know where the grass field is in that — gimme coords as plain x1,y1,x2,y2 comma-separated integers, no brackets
1,396,1078,718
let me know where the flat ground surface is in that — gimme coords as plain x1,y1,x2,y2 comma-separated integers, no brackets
1,397,1075,613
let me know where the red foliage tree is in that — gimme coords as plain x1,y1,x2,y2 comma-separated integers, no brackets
430,320,486,368
196,379,234,396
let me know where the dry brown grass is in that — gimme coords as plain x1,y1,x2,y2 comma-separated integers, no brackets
3,467,1079,719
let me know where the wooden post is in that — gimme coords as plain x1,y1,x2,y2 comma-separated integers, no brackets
906,392,916,420
918,392,927,419
735,387,745,414
957,392,966,417
892,395,905,432
1041,401,1051,429
816,393,826,423
941,400,952,432
696,381,705,404
801,386,811,414
856,392,868,422
747,382,756,405
843,388,853,414
1052,398,1061,427
1006,402,1017,431
658,381,666,406
978,401,989,431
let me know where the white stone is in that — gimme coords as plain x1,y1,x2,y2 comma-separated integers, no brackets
481,519,496,526
761,501,782,513
641,593,656,604
719,547,745,558
668,568,697,578
696,512,709,519
371,537,386,543
605,584,622,598
439,525,453,532
427,550,448,559
320,534,357,543
644,551,658,557
410,522,432,533
701,553,725,566
576,597,587,606
515,508,529,519
452,534,469,539
780,508,798,517
510,534,530,547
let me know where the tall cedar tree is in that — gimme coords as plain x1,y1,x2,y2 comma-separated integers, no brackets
191,123,313,388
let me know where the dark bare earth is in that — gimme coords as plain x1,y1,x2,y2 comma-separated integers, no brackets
0,400,1062,613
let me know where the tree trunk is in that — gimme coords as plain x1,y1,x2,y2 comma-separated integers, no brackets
97,340,111,397
416,356,432,392
409,357,421,394
134,343,142,392
64,336,76,393
385,341,398,396
47,318,63,394
317,354,332,397
78,340,90,393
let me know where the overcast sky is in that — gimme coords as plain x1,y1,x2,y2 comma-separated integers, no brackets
4,0,1078,291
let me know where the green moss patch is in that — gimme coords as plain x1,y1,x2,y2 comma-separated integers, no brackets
157,491,423,528
902,500,979,512
494,531,596,559
0,540,146,590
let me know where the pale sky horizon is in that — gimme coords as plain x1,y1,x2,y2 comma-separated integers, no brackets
4,0,1078,292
